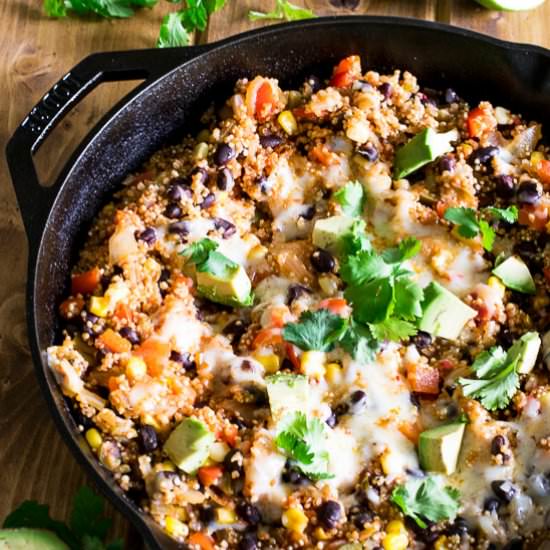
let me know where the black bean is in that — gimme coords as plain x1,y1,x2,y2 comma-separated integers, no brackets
357,144,378,162
447,516,468,536
136,227,156,245
378,82,393,100
81,311,102,336
483,497,501,512
214,143,235,165
352,79,372,92
168,221,190,238
201,192,216,209
491,480,517,503
317,500,341,529
214,217,236,239
282,467,309,485
223,319,248,345
239,532,258,550
199,505,215,524
495,174,516,198
164,203,182,219
405,468,426,479
439,155,456,173
159,268,170,283
70,403,94,430
469,146,499,166
325,412,337,428
350,390,367,412
444,88,458,104
167,183,189,201
413,330,432,349
217,167,234,191
334,402,350,417
410,392,421,408
419,92,438,107
300,205,315,220
353,511,373,529
119,326,140,345
257,175,269,194
305,75,321,93
224,449,244,476
287,284,311,304
310,248,335,273
138,425,158,452
191,167,209,186
491,435,507,456
170,351,196,372
514,241,541,271
517,180,541,205
237,502,261,525
259,134,284,149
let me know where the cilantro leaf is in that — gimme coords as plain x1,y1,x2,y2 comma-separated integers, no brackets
393,277,423,320
443,207,479,239
381,237,422,264
197,250,238,278
340,319,380,364
282,309,347,351
458,344,521,410
485,205,518,224
345,277,395,324
369,318,417,342
70,486,111,542
44,0,68,16
478,219,495,251
182,238,218,264
339,219,372,257
157,12,191,47
333,181,366,218
275,412,334,480
248,0,315,21
340,251,390,287
391,476,460,528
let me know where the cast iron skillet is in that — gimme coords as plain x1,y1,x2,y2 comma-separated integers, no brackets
6,15,550,549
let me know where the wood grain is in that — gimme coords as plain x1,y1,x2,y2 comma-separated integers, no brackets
1,0,550,546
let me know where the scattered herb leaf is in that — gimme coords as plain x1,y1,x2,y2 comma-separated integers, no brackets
157,12,191,47
248,0,315,21
333,181,366,218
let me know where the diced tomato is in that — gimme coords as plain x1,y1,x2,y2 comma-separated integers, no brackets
466,106,496,139
329,55,361,88
220,424,238,447
535,159,550,186
407,363,440,395
97,328,132,354
398,420,422,445
292,107,316,121
438,359,455,371
71,267,101,295
518,202,549,231
317,298,350,317
197,465,223,487
252,327,283,349
267,305,291,328
59,296,84,319
435,201,449,219
285,342,301,371
245,77,280,121
135,338,171,377
113,302,133,322
108,375,121,392
309,143,338,166
188,532,215,550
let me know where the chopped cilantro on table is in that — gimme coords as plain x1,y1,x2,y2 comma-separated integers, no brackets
458,344,520,410
443,205,518,251
275,412,333,481
2,487,123,550
391,476,460,528
44,0,157,18
333,181,366,218
248,0,315,21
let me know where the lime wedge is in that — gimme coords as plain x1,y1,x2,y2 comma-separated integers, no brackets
474,0,545,10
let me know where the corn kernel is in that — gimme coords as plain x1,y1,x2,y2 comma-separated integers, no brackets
282,508,308,534
386,520,406,535
380,449,399,476
209,441,230,462
193,142,209,161
254,353,280,374
318,274,339,296
216,507,237,524
85,428,103,450
165,516,189,538
300,350,326,378
325,362,343,385
159,460,176,472
434,536,451,550
278,110,298,135
383,532,409,550
197,129,210,142
89,296,110,318
487,276,506,298
141,413,161,431
314,527,330,540
126,356,147,382
531,151,544,167
248,244,268,261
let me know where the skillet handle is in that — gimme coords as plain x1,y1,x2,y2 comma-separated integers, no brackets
6,46,209,240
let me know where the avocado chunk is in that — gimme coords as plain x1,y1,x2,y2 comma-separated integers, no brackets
0,529,69,550
266,373,309,420
418,282,477,340
163,417,215,473
507,331,541,374
493,255,536,294
419,422,466,475
394,128,458,179
312,216,356,253
196,251,253,307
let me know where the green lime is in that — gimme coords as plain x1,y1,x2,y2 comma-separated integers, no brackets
474,0,545,10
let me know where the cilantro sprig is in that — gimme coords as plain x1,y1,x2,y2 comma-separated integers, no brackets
275,412,334,481
182,238,239,277
44,0,157,19
333,181,366,218
443,206,518,251
248,0,315,21
458,343,521,410
2,487,123,550
391,476,460,528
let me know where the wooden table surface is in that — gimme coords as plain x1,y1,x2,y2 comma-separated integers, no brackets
1,0,550,545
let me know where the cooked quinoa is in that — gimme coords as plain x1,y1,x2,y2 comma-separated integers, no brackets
48,55,550,549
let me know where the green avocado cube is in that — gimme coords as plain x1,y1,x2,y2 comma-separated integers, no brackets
394,128,458,179
507,331,541,374
163,418,215,473
419,422,466,475
266,373,309,420
312,216,356,253
418,282,477,340
493,255,536,294
0,529,69,550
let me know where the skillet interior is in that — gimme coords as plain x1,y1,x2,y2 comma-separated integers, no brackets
12,16,550,548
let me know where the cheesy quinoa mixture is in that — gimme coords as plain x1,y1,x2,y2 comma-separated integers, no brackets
49,56,550,549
